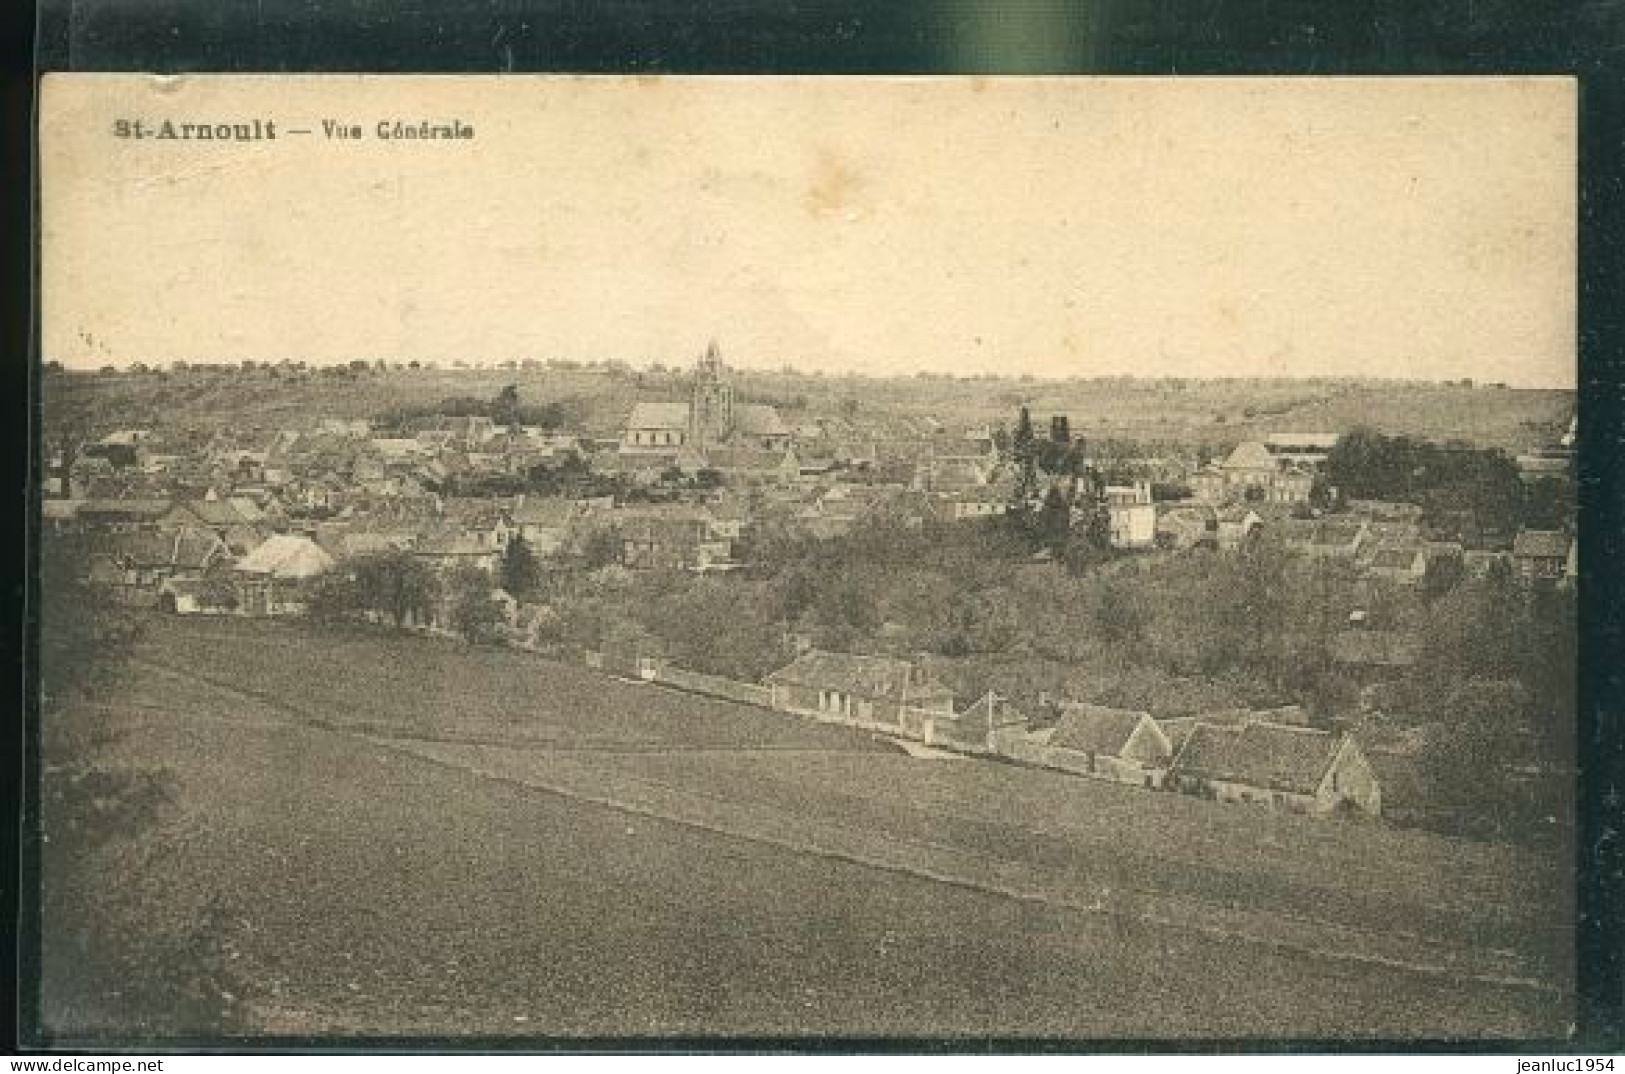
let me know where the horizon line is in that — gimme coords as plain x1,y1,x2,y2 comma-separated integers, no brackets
43,357,1576,391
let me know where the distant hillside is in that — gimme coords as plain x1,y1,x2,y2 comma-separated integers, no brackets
41,366,1573,454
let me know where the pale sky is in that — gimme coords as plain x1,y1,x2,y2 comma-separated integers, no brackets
41,75,1576,387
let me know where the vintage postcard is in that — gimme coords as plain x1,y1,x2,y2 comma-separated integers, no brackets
34,74,1576,1043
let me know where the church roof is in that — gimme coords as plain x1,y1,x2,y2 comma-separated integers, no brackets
625,402,691,431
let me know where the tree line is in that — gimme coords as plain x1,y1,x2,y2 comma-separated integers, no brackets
307,541,544,645
1324,426,1564,540
374,385,589,433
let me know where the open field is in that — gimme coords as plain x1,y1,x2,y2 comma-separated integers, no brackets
40,617,1574,1041
495,749,1565,960
44,367,1572,452
118,617,883,752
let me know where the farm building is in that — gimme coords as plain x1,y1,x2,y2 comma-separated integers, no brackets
74,498,174,531
506,496,588,557
1462,549,1512,581
1511,529,1571,583
160,493,267,554
924,691,1027,753
584,637,667,680
1194,705,1313,729
607,506,734,572
993,724,1054,766
98,527,233,607
765,649,955,730
1305,518,1370,559
233,534,336,616
935,488,1010,523
159,574,242,616
1166,719,1381,817
704,446,802,488
1155,505,1215,550
1044,704,1173,788
410,524,506,576
1363,544,1429,586
1156,716,1199,754
1214,507,1263,552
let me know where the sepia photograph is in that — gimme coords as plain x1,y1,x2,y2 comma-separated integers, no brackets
32,73,1578,1044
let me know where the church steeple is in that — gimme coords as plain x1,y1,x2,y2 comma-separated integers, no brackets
689,340,735,448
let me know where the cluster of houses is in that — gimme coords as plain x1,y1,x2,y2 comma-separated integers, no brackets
44,350,1579,833
43,346,1013,602
45,346,1576,612
43,346,1576,634
598,645,1387,820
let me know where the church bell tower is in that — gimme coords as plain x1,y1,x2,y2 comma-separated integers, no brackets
689,339,735,448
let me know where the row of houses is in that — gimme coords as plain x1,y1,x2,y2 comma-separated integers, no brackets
1149,500,1576,587
757,649,1383,818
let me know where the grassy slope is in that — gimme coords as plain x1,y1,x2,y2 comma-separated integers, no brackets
566,751,1563,958
57,699,1559,1040
134,617,883,752
36,616,1572,1039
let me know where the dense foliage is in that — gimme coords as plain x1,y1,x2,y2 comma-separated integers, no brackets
38,537,244,1035
533,506,1573,842
310,550,442,629
374,387,589,432
1323,427,1533,539
448,565,506,644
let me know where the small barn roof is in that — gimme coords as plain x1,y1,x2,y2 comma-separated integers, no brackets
1369,546,1426,571
171,528,229,572
509,496,579,529
1049,704,1152,756
1270,517,1319,546
413,531,498,556
171,497,253,528
959,692,1026,727
1364,520,1423,545
1512,529,1570,559
1157,716,1199,752
234,534,336,579
112,531,183,569
1172,721,1345,795
1313,518,1367,547
765,649,941,702
1253,704,1312,727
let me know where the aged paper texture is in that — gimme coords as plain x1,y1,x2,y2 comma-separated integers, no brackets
37,74,1576,1042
